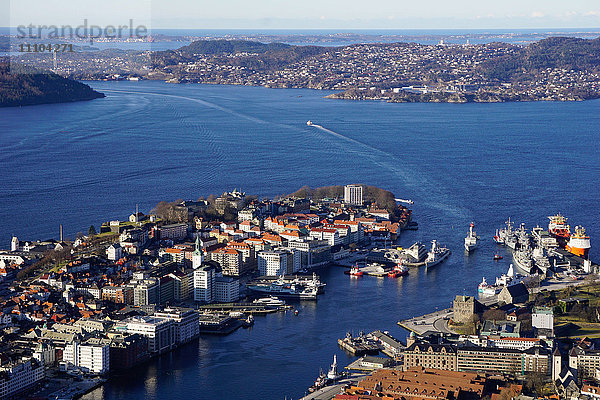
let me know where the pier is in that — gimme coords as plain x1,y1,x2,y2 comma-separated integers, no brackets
198,303,283,314
398,308,456,336
337,332,381,356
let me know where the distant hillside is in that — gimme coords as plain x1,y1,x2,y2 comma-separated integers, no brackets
0,62,105,107
152,39,329,71
479,37,600,81
179,39,291,55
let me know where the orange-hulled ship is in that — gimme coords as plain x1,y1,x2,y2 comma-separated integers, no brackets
566,226,591,258
548,214,570,244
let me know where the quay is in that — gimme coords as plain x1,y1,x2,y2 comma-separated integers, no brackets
198,302,282,314
299,374,367,400
398,308,455,336
337,332,381,356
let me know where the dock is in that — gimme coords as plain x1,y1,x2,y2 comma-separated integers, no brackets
337,332,381,356
397,308,456,336
198,303,281,315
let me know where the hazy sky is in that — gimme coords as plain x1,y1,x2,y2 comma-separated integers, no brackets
4,0,600,29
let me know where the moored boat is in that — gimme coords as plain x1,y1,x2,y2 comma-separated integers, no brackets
388,261,408,277
566,226,591,258
425,240,450,267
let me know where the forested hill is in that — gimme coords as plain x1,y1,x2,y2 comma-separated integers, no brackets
0,62,105,107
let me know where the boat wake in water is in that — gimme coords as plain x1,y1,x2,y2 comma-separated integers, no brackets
307,122,469,219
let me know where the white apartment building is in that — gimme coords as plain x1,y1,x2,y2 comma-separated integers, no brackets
309,228,340,247
154,307,199,345
194,264,218,303
124,316,175,354
0,358,44,400
63,339,110,374
257,250,294,276
344,184,363,206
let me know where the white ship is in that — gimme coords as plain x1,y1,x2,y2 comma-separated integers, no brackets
424,240,451,267
478,264,525,296
464,222,479,252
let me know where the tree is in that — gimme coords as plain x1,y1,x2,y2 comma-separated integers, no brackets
88,225,96,236
524,372,546,395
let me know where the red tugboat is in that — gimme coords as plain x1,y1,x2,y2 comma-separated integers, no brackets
388,261,408,277
493,253,503,260
348,265,364,277
548,214,571,245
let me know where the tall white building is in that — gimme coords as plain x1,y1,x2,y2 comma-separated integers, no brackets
257,250,294,276
344,184,363,206
193,263,219,303
63,339,110,374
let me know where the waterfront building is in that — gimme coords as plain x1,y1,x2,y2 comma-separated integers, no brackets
0,358,44,400
344,184,363,206
154,307,199,344
402,342,457,371
122,316,175,354
193,262,219,303
214,276,240,302
108,333,149,370
286,239,332,269
63,338,110,374
257,249,294,276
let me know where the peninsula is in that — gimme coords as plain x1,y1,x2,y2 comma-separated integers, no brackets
0,62,105,107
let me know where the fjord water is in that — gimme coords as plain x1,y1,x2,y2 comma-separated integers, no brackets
1,81,599,399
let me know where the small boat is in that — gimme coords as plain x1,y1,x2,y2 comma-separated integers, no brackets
346,265,363,277
294,309,299,316
242,315,255,328
306,120,313,126
388,261,408,278
493,253,503,260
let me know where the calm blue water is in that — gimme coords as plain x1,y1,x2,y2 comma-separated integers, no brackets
1,81,599,399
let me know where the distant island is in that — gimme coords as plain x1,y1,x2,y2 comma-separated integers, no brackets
10,36,600,103
0,62,105,107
